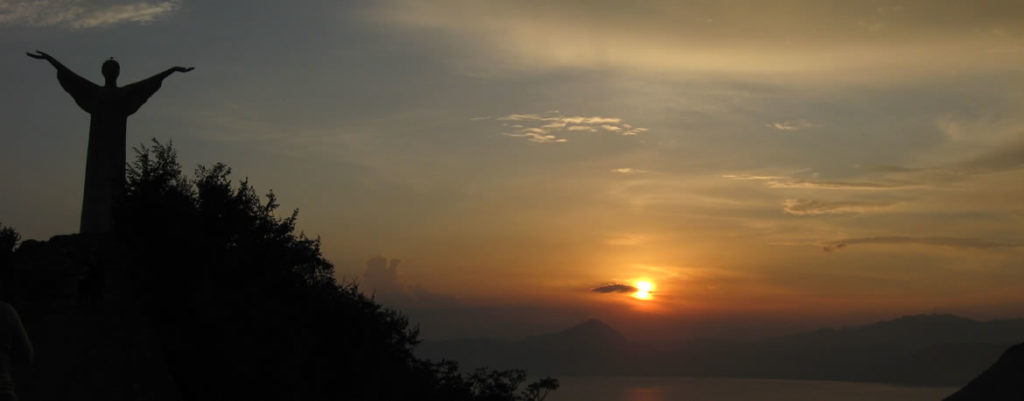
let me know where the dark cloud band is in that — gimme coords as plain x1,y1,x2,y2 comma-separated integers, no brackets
592,283,637,294
823,236,1023,252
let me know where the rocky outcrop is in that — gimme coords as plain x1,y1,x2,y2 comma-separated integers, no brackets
944,342,1024,401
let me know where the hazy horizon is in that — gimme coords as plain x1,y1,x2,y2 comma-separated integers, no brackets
3,0,1024,343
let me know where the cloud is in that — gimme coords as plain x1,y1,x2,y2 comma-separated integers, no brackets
490,111,647,143
498,113,549,122
726,138,1024,198
822,236,1023,252
723,174,920,190
372,0,1024,82
863,140,1024,187
611,168,647,175
721,174,789,181
502,129,567,144
362,256,404,296
0,0,181,28
360,256,463,310
592,283,637,294
782,199,894,216
767,120,822,131
768,180,918,190
956,140,1024,173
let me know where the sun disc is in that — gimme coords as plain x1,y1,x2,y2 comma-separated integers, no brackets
633,280,654,300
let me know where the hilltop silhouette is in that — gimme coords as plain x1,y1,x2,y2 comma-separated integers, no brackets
0,141,556,401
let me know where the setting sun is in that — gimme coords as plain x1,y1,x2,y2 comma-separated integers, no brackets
634,280,654,300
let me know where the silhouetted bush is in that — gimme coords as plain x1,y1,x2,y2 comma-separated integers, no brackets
113,140,557,401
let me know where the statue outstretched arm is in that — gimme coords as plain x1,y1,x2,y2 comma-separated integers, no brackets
26,50,69,71
121,66,193,116
134,66,195,86
27,51,99,113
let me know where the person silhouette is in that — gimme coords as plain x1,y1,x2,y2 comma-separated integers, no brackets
26,51,193,234
0,302,31,401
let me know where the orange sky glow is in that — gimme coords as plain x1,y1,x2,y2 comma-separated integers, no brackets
3,0,1024,341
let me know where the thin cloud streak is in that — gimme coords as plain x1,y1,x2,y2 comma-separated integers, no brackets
783,199,894,216
611,168,647,175
0,0,181,28
768,120,821,131
723,174,922,191
822,236,1024,252
957,140,1024,173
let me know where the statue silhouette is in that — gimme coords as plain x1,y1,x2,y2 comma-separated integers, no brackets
27,51,193,234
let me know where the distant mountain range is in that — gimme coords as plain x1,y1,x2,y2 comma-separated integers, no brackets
417,314,1024,386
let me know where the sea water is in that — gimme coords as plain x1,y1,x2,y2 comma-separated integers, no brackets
551,377,958,401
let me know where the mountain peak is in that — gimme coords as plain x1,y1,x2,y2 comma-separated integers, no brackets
552,318,628,345
864,313,978,331
573,318,611,329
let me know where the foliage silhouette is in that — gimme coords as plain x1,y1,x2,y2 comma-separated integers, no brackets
0,223,18,256
0,222,19,295
108,140,556,400
0,223,17,266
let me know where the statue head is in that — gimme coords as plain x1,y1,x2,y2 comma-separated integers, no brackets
101,58,120,83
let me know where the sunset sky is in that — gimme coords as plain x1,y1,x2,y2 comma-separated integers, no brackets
2,0,1023,341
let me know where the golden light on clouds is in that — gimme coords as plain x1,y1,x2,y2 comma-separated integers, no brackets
6,0,1024,342
373,0,1024,82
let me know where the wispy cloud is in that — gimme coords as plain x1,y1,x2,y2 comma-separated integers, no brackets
373,1,1024,82
610,168,647,175
956,140,1024,173
502,128,567,144
767,119,821,131
782,199,894,216
0,0,180,28
592,283,637,294
723,174,920,190
489,111,647,143
822,236,1023,252
843,140,1024,188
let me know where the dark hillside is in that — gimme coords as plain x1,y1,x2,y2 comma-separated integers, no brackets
0,142,557,401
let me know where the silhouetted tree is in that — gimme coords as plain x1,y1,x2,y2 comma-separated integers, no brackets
0,223,18,255
0,222,19,294
112,140,556,401
523,377,560,401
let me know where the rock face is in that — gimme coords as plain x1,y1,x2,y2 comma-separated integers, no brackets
3,234,180,401
944,342,1024,401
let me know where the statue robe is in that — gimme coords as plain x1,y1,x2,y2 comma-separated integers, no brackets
56,69,165,233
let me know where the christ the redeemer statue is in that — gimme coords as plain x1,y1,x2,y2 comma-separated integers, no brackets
27,51,193,234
